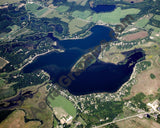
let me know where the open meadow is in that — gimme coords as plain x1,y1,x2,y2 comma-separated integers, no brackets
88,7,140,24
48,94,76,117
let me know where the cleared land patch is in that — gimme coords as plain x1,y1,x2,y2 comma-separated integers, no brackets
135,17,150,28
0,0,21,5
48,94,76,117
72,10,92,19
121,31,148,42
68,0,88,6
88,7,140,24
56,5,69,13
0,57,9,69
69,18,88,35
130,67,160,96
153,15,160,21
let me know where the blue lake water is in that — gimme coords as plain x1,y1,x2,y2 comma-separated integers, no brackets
23,25,145,95
91,5,116,13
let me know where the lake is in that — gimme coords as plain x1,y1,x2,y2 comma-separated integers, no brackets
91,5,116,13
23,25,145,95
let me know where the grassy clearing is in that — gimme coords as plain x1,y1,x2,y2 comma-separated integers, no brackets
135,17,149,28
0,0,21,5
26,3,39,12
72,10,91,19
145,24,160,32
153,15,160,21
0,57,8,69
46,11,70,23
89,7,140,24
68,0,88,6
26,3,49,17
35,8,49,17
56,5,69,13
48,94,76,117
69,18,88,35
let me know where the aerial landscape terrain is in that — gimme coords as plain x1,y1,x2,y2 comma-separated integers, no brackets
0,0,160,127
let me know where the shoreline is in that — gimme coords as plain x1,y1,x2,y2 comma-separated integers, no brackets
19,48,64,71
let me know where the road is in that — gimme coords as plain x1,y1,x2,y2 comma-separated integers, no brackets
94,112,152,128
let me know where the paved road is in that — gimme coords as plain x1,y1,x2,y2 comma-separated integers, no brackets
94,112,152,128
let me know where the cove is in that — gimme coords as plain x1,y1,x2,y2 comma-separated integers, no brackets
23,25,145,95
91,5,116,13
67,50,145,95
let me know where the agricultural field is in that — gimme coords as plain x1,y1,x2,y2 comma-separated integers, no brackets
135,16,150,28
121,31,148,42
145,24,160,33
26,3,49,18
56,5,69,13
0,110,41,128
72,10,92,19
69,18,89,35
68,0,88,6
0,25,20,41
45,11,71,23
47,94,76,117
88,7,140,24
0,0,21,5
153,15,160,21
0,57,8,69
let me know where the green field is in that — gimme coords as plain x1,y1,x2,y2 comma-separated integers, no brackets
88,7,140,24
26,3,49,17
0,57,8,68
0,0,21,5
26,3,39,12
145,24,160,32
45,11,71,23
56,5,69,13
69,18,88,35
48,94,76,117
153,15,160,21
135,17,149,28
72,10,92,19
35,8,49,17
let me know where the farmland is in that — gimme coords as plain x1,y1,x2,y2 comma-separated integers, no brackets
153,15,160,21
56,5,69,13
135,16,150,28
88,7,140,24
0,57,8,69
72,10,92,19
0,0,21,5
121,31,148,42
69,18,89,35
